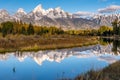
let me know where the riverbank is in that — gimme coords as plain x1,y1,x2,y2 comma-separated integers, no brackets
100,36,120,40
0,35,98,53
75,61,120,80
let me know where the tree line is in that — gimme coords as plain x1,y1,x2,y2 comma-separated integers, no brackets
0,21,64,37
0,21,115,37
66,25,113,36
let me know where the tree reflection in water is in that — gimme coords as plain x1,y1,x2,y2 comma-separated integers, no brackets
112,39,120,55
100,38,120,55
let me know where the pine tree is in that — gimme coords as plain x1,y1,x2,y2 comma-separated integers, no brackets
1,21,14,37
27,23,34,35
21,26,26,35
112,18,119,35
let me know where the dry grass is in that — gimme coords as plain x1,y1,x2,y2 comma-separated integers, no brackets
75,61,120,80
0,34,98,53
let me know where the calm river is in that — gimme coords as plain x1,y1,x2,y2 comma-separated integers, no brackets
0,39,120,80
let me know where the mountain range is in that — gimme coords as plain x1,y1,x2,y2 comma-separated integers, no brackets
0,4,120,29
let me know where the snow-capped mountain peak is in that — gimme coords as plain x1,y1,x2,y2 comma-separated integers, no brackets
0,9,10,18
0,9,9,15
0,9,14,21
33,4,46,14
55,7,63,12
17,8,26,14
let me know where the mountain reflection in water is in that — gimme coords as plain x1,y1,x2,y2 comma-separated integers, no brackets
0,39,120,80
0,43,120,65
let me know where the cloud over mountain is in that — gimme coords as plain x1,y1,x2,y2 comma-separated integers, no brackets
73,11,94,18
98,5,120,13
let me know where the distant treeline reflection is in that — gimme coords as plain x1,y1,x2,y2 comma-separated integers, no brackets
100,38,120,55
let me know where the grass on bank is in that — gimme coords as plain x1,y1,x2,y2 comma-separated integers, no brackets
0,34,98,53
75,61,120,80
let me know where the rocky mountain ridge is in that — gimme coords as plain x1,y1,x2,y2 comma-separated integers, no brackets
0,4,119,29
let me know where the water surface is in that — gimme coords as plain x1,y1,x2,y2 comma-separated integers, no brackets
0,40,120,80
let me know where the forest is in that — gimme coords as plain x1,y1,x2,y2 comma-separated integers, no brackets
0,21,114,37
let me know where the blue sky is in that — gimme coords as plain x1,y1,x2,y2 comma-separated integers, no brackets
0,0,120,14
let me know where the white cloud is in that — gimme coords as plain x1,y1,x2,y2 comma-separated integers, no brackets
98,5,120,13
73,11,94,17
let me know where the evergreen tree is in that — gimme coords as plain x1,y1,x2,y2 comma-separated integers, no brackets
21,26,26,35
1,21,14,37
27,23,34,35
112,18,119,35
